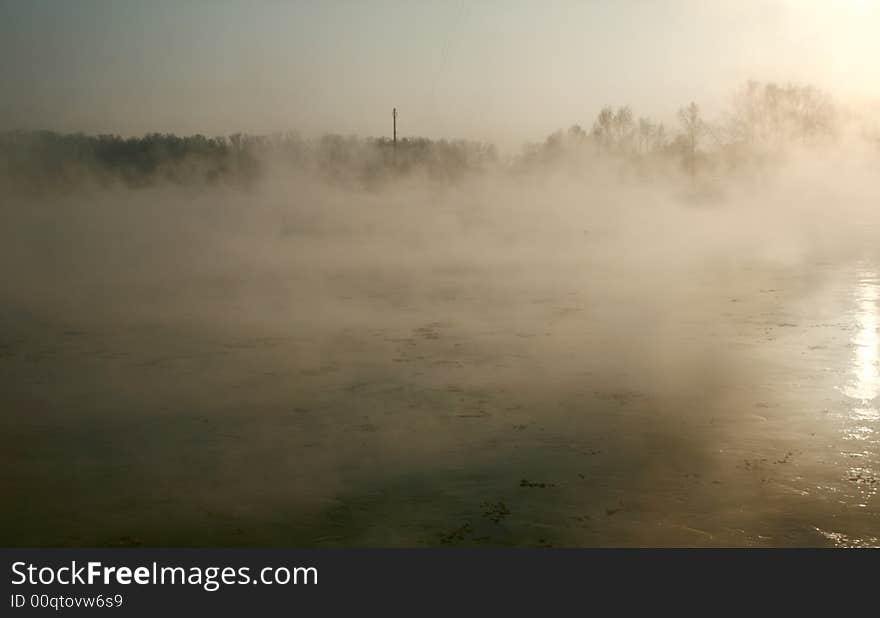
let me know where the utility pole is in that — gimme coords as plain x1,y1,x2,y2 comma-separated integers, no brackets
392,107,397,166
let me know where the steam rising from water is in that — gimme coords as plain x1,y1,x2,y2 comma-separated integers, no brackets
2,136,880,546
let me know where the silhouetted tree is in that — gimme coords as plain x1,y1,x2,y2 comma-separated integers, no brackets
612,106,634,153
678,101,705,179
728,80,836,148
592,106,615,151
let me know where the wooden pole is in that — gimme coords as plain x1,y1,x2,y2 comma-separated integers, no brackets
392,108,397,166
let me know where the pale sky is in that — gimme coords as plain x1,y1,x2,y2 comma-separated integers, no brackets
1,1,878,147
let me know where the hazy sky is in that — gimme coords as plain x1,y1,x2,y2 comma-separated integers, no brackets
1,0,878,146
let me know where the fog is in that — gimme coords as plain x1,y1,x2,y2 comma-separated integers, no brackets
2,83,880,546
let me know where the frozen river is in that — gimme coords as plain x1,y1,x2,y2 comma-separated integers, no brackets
3,249,879,547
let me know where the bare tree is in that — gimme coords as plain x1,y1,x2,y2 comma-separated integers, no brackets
613,106,634,153
653,123,667,152
637,117,666,155
567,124,587,144
677,101,704,180
592,106,615,151
727,80,836,148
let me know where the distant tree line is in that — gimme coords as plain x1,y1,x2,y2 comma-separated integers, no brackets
0,131,243,191
519,80,845,179
0,130,498,193
0,80,868,193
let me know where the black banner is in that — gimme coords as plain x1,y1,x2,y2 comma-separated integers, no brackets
2,548,877,615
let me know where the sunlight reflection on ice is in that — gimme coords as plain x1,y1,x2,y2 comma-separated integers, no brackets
815,527,880,548
844,273,879,404
836,271,880,523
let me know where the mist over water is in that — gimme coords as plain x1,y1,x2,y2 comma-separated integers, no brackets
3,85,880,546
